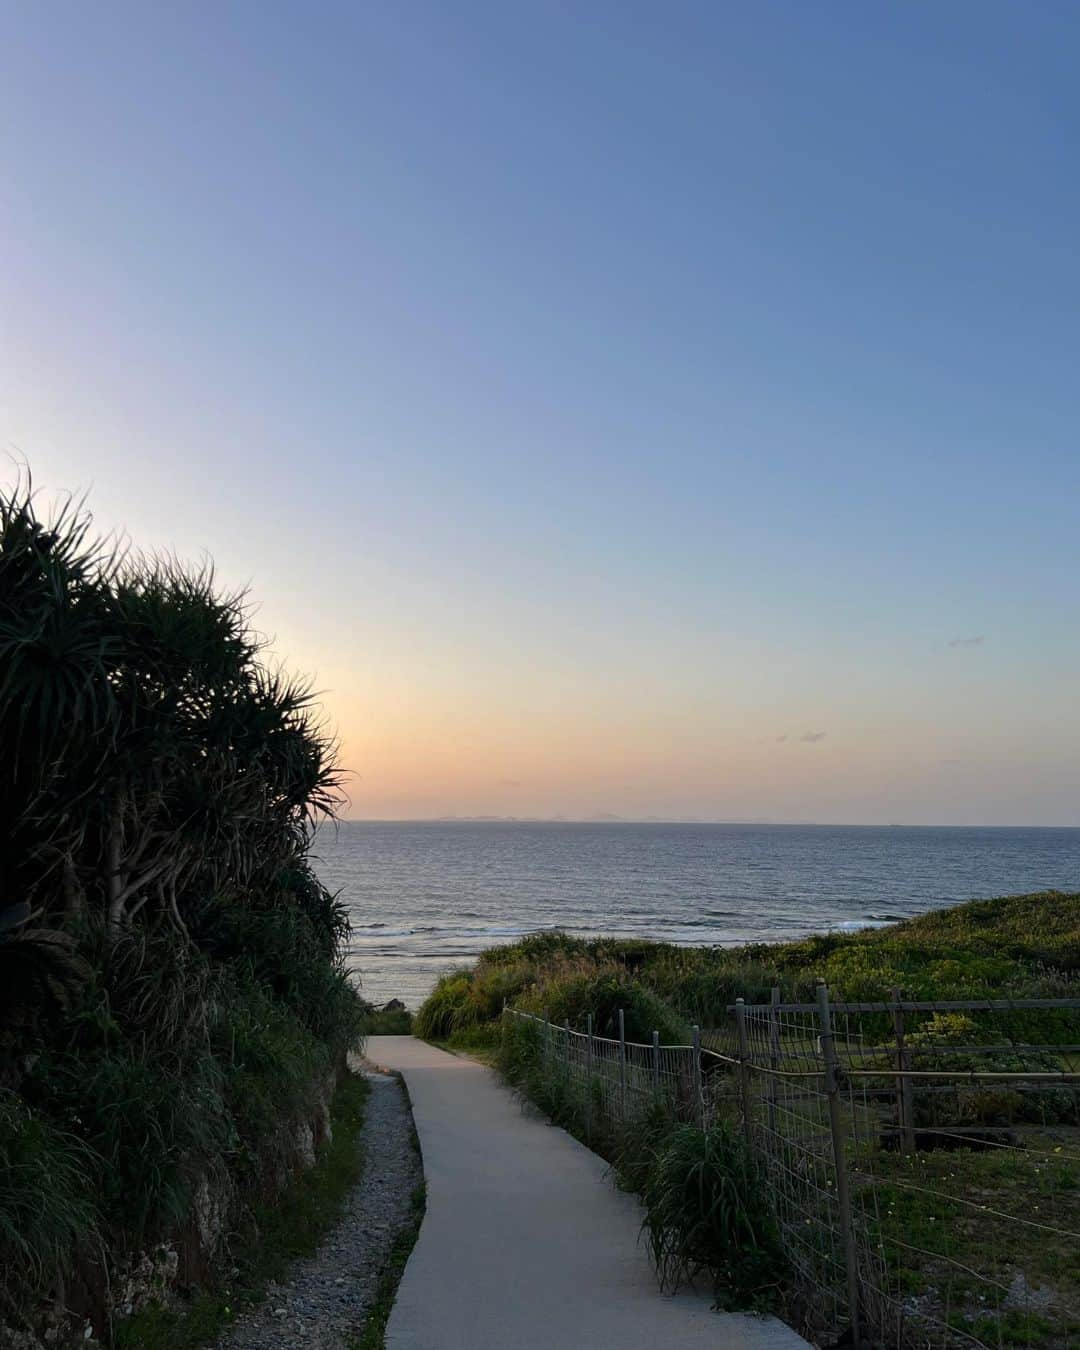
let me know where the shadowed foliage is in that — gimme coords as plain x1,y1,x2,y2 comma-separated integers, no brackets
0,472,365,1334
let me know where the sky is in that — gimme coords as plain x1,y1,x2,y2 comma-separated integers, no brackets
2,2,1079,825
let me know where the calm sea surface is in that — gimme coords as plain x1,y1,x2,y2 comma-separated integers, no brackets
310,822,1080,1009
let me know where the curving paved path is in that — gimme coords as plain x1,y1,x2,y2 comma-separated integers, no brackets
367,1036,805,1350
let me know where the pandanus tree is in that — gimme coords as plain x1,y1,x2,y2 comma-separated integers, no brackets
0,472,361,1322
0,472,345,1038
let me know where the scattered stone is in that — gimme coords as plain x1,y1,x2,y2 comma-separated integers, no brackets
1004,1272,1056,1315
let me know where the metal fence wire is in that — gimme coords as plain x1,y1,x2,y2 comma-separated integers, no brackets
504,990,1080,1350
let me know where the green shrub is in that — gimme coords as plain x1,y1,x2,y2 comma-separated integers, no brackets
219,974,329,1151
413,972,475,1040
190,891,365,1059
442,1023,502,1052
609,1099,678,1194
0,1090,98,1295
640,1122,785,1308
23,930,235,1237
362,1005,414,1035
415,961,537,1042
476,930,591,968
520,972,688,1044
29,1032,232,1239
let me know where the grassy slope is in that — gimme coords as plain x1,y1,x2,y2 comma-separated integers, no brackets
417,892,1080,1045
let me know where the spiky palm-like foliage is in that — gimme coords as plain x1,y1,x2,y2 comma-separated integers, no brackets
0,471,345,950
0,469,363,1318
640,1122,785,1307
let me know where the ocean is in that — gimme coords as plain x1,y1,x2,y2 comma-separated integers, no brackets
310,822,1080,1009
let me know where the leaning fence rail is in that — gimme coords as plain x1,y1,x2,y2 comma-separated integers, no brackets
503,990,1080,1350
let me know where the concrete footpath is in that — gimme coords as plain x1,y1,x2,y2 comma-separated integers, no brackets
367,1036,805,1350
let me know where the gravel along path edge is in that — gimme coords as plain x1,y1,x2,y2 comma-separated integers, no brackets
218,1067,424,1350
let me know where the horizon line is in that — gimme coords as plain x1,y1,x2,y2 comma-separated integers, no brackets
330,817,1080,830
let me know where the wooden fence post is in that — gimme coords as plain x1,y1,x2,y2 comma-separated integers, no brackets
734,997,753,1147
891,986,916,1153
816,982,862,1346
692,1025,704,1128
586,1012,594,1143
768,986,781,1139
618,1008,626,1122
651,1030,661,1100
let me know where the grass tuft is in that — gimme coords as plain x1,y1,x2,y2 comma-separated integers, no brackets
0,1089,99,1294
639,1122,783,1308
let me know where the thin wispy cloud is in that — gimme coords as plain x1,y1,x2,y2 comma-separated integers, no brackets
948,635,985,648
800,731,827,743
775,734,788,743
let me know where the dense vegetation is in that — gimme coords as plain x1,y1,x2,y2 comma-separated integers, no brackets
417,891,1080,1048
0,476,365,1341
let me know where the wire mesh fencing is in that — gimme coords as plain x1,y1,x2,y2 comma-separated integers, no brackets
503,991,1080,1350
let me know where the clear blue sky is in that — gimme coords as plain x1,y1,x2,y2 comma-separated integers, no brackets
3,2,1079,823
